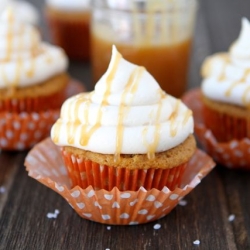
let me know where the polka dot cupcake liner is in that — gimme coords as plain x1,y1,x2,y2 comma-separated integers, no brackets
0,79,85,151
182,88,250,170
62,150,187,191
25,138,215,225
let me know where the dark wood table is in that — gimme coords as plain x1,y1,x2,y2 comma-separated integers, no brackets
1,1,250,249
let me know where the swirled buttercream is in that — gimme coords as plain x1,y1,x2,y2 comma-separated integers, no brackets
0,8,68,89
201,17,250,107
51,46,194,158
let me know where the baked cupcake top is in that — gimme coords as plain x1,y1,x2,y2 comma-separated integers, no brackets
0,8,68,89
0,0,39,25
201,18,250,108
51,46,194,159
46,0,91,11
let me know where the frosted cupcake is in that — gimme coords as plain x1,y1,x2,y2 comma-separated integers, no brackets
51,45,196,191
45,0,90,61
201,18,250,142
0,8,69,150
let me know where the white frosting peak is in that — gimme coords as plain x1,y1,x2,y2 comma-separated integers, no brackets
46,0,91,11
201,18,250,107
51,46,194,157
0,8,68,89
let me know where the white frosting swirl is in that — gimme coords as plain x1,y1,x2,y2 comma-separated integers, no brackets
0,0,39,25
0,8,68,89
46,0,91,11
201,17,250,107
51,46,193,156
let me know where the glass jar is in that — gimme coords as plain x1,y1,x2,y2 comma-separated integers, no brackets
90,0,198,97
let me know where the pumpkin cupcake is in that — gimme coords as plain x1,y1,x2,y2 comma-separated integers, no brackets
51,45,196,191
201,18,250,142
0,8,69,150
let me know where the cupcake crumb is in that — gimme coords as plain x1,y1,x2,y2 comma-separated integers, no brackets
0,186,6,193
178,199,187,206
153,224,161,230
228,214,235,222
107,226,111,230
47,209,60,219
193,240,200,245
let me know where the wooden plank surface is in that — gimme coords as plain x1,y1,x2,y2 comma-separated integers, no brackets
0,0,250,250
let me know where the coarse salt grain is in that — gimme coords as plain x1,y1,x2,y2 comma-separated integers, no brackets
178,200,187,206
153,224,161,230
47,209,60,219
0,186,6,193
193,240,200,245
107,226,111,230
228,214,235,222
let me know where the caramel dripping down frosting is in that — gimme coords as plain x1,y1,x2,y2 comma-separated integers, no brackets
51,46,194,161
0,7,68,90
201,18,250,108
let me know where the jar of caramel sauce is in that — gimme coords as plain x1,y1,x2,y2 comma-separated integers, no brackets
91,0,197,97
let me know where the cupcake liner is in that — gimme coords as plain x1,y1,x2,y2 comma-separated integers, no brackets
202,100,249,142
182,88,250,170
45,9,90,61
25,138,215,225
62,149,187,191
0,88,67,113
0,79,85,151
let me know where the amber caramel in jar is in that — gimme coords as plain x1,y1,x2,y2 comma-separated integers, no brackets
90,0,197,97
91,33,191,97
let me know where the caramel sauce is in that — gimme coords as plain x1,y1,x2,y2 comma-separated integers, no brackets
170,100,180,137
91,33,192,98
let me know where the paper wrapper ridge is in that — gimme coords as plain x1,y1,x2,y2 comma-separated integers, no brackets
25,138,215,225
182,88,250,170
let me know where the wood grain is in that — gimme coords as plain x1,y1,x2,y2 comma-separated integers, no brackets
0,0,250,250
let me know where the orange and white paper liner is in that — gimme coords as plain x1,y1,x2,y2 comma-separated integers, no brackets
25,138,215,225
0,79,85,151
62,150,187,191
182,88,250,170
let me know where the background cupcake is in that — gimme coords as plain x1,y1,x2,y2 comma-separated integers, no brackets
51,46,196,191
201,18,250,142
45,0,91,61
0,8,69,150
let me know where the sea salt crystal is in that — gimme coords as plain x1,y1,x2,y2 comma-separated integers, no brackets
0,186,6,193
193,240,200,245
153,224,161,230
47,209,60,219
228,214,235,222
107,226,111,230
178,200,188,206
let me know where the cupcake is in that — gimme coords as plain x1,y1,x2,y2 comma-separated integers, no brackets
45,0,91,61
201,18,250,142
51,45,196,191
0,8,69,150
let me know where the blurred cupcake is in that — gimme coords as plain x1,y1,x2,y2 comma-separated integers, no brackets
51,45,196,191
201,18,250,142
0,8,69,150
0,0,39,26
45,0,91,61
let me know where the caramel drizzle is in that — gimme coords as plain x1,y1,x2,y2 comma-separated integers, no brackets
170,100,180,137
114,66,144,162
78,51,122,147
182,109,192,126
242,85,250,107
218,54,230,81
225,68,250,97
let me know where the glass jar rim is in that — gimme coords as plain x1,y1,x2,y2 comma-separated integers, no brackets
92,0,198,12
